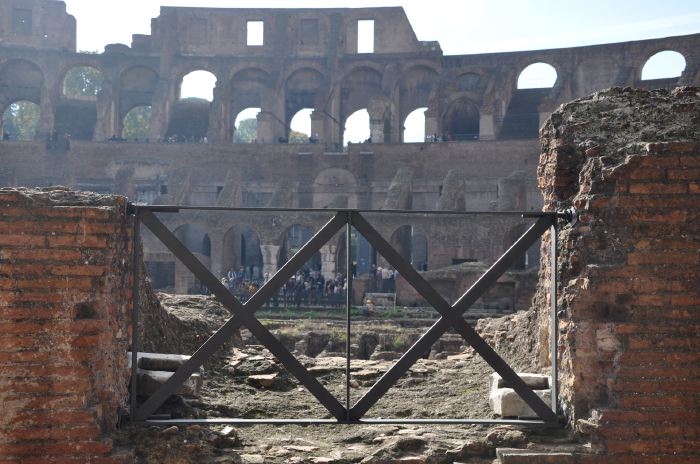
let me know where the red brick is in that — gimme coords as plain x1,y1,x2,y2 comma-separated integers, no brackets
605,438,700,453
0,336,36,350
1,364,92,380
639,154,680,166
0,440,112,457
671,294,700,306
0,277,96,291
618,393,700,408
0,221,116,235
617,364,699,378
48,235,109,249
598,409,700,424
628,183,687,194
613,379,700,393
667,168,700,180
627,251,697,265
680,156,700,167
0,351,51,363
49,264,109,276
628,210,688,223
0,395,86,410
0,306,67,322
619,350,700,364
629,167,665,180
0,248,83,262
0,193,29,204
5,424,101,441
0,206,114,220
0,234,46,247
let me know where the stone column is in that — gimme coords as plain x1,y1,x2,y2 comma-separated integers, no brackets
207,81,230,143
479,113,496,140
94,78,118,141
38,81,55,140
260,244,280,277
320,244,337,280
310,109,324,144
208,230,225,279
148,78,173,142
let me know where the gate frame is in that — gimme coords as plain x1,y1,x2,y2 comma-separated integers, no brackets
128,204,574,426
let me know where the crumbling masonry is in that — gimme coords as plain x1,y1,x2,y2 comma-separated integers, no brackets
0,1,699,299
1,86,698,462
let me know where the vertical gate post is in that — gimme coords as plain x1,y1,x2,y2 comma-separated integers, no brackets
550,216,558,413
345,211,353,420
130,207,140,419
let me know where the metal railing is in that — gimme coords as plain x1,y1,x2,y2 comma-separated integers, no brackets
129,205,574,426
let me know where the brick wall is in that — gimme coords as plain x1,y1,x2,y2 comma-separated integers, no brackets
0,187,132,463
537,87,700,462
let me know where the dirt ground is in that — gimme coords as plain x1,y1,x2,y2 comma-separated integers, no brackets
115,295,570,463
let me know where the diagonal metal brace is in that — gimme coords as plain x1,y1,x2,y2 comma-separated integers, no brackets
135,209,347,421
350,214,557,423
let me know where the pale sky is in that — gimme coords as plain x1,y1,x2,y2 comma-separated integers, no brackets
62,0,700,55
59,0,700,141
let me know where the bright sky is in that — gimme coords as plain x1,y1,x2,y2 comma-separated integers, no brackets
60,0,700,142
62,0,700,55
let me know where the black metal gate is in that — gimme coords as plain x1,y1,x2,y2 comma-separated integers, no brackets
129,205,571,426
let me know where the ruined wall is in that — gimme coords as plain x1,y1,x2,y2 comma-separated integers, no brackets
0,187,132,463
537,87,700,461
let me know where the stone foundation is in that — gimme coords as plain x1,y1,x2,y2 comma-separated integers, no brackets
535,87,700,461
0,187,133,463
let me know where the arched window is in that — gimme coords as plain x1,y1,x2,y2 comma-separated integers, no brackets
180,70,217,101
442,98,479,141
403,107,427,143
233,107,260,143
63,66,104,99
390,226,428,271
223,225,263,278
122,105,151,140
641,50,686,80
289,108,313,143
343,109,370,145
173,224,211,295
2,101,40,141
517,62,557,89
279,224,321,270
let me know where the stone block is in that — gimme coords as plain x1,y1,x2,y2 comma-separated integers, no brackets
128,352,193,372
136,369,202,397
489,373,551,418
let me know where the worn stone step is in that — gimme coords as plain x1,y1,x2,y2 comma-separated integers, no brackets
496,448,575,464
489,372,552,418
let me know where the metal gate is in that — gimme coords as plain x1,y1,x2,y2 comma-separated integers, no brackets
129,205,573,426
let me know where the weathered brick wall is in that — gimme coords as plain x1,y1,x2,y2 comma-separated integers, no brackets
537,87,700,462
0,187,132,463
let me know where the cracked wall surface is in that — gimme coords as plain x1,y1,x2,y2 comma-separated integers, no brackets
535,87,700,462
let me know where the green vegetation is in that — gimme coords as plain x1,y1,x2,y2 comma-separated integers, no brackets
2,101,40,140
123,106,152,140
289,129,309,143
63,66,104,98
233,118,309,143
234,118,257,143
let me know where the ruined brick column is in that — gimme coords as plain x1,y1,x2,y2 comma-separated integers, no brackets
537,87,700,462
0,187,133,463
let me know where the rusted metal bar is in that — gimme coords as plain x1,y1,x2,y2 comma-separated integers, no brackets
350,214,557,423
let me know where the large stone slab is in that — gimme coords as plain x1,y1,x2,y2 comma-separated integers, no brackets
136,369,202,396
489,373,551,418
